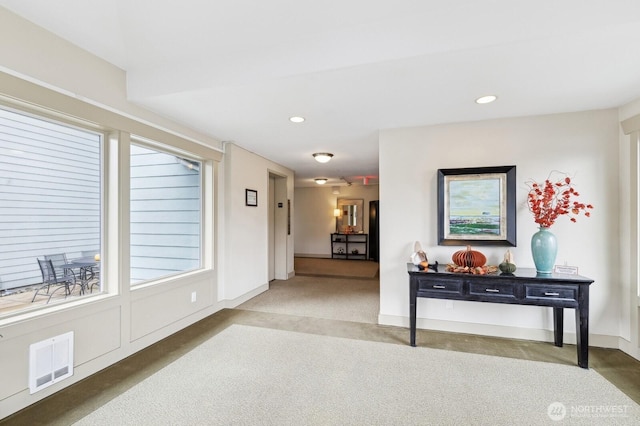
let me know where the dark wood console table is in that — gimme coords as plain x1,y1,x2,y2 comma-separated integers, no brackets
407,263,594,368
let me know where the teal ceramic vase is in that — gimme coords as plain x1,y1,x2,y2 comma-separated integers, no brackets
531,227,557,274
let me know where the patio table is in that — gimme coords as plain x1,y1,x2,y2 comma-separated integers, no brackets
62,260,97,294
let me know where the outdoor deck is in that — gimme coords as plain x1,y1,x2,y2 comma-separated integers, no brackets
0,282,100,316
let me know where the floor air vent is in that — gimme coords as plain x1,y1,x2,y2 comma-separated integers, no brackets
29,331,74,394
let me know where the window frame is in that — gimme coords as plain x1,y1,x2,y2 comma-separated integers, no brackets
128,138,205,287
0,74,221,321
0,103,107,316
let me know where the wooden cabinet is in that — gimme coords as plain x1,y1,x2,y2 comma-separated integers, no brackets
331,233,368,260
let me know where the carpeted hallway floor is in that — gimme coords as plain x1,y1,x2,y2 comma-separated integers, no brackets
237,275,379,324
3,271,640,425
73,324,640,425
294,257,379,278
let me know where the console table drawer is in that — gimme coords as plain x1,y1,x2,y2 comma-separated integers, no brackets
469,282,516,298
525,285,577,302
416,278,463,295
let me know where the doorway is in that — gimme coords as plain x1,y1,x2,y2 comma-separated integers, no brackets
268,172,288,281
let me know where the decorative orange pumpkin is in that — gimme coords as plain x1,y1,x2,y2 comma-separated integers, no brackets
452,245,486,267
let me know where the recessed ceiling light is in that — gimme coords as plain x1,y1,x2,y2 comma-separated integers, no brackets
314,178,328,185
289,116,305,123
475,95,497,104
313,152,333,163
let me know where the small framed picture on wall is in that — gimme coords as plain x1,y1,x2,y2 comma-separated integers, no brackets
246,189,258,206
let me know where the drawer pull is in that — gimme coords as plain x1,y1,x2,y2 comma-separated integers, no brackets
433,285,446,289
485,288,500,293
544,292,560,296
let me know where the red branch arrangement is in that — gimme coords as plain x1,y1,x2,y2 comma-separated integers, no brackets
526,173,593,228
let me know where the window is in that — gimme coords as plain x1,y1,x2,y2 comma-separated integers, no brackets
0,107,102,306
130,144,202,284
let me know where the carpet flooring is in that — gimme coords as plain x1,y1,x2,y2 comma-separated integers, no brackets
5,274,640,425
74,324,640,425
294,257,379,278
237,275,379,324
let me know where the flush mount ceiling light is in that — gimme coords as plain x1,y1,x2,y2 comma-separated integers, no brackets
314,178,328,184
475,95,498,104
313,152,333,163
289,116,305,123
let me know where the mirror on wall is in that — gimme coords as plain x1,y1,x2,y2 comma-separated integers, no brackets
336,198,364,233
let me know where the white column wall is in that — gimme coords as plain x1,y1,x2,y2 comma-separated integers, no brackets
222,143,294,301
619,98,640,360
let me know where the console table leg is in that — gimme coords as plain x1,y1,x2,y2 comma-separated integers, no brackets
410,282,417,347
553,307,563,347
576,304,589,369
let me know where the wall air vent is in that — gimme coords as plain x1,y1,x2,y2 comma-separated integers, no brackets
29,331,74,394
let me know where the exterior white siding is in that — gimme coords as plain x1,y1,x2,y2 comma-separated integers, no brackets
130,144,201,283
0,109,100,291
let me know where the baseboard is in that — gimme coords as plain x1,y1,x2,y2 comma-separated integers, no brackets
378,314,620,349
224,283,269,308
618,336,640,361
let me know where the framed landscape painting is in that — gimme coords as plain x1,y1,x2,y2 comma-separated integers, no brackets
437,165,516,246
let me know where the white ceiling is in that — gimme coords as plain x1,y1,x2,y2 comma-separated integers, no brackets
2,0,640,187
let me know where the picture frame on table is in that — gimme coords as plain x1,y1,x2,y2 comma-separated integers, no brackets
245,189,258,207
437,165,516,246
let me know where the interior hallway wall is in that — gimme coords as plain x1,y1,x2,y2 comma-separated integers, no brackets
294,184,379,258
222,143,294,300
379,109,621,347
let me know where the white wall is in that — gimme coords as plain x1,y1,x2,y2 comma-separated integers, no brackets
222,143,294,300
0,8,221,151
379,110,621,346
618,98,640,360
294,184,379,257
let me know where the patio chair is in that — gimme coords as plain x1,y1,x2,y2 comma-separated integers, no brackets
32,259,76,303
44,253,77,282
